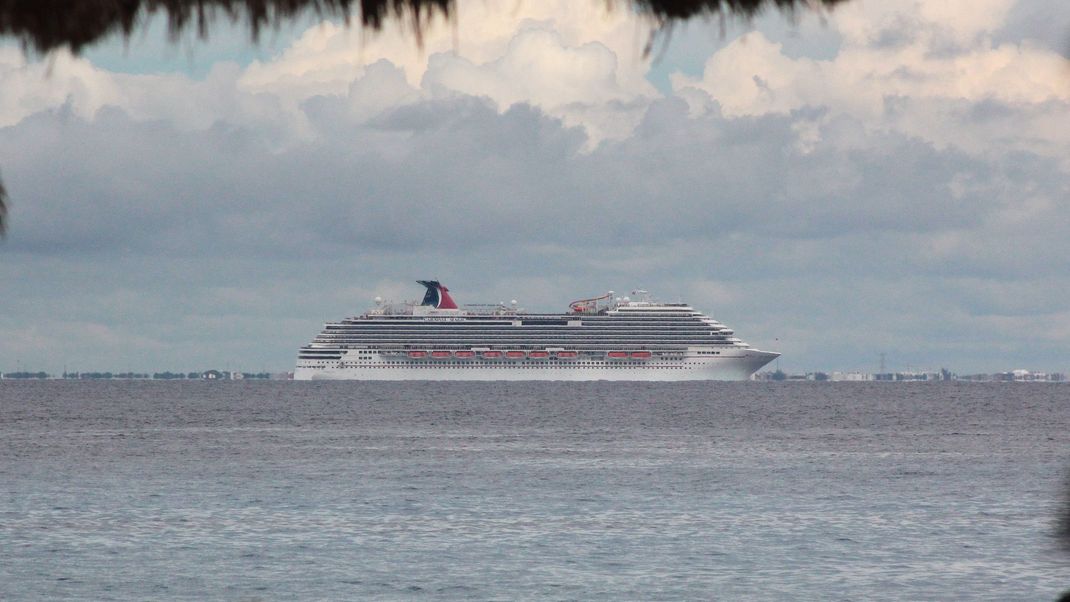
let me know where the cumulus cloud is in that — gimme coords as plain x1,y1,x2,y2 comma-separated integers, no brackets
0,47,121,127
239,1,654,92
0,0,1068,373
671,0,1070,159
1,0,657,142
421,23,656,142
236,0,657,142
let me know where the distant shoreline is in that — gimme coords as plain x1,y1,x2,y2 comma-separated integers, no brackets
0,371,292,381
1,369,1066,383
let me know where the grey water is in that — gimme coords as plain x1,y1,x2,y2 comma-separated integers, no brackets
1,381,1067,600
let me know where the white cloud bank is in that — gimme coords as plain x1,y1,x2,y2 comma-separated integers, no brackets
672,0,1070,159
1,0,1068,373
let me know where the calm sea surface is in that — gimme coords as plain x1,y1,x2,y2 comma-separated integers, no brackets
1,381,1068,600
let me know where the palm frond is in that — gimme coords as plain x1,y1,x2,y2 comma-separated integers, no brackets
0,171,7,238
0,0,843,54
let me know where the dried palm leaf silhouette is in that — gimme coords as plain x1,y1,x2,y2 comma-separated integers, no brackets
0,1,846,54
0,172,6,236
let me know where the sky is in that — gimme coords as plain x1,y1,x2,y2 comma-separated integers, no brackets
1,0,1068,375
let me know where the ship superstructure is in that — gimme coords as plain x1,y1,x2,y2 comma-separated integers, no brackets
294,281,778,381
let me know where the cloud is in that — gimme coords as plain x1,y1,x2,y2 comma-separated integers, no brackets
1,1,660,145
239,0,654,91
1,0,1068,373
235,0,657,142
4,91,1064,271
0,47,121,127
670,0,1070,160
420,24,656,143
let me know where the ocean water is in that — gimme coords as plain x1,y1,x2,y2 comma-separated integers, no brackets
1,381,1067,600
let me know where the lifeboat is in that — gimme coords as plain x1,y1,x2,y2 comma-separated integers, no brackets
555,351,578,359
431,350,451,359
455,350,475,359
408,351,427,358
630,351,652,359
528,351,549,359
505,351,526,359
482,350,502,359
607,351,628,359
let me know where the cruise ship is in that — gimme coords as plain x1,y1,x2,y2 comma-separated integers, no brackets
294,281,778,381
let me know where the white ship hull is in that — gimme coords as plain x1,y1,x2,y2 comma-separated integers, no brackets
294,348,777,381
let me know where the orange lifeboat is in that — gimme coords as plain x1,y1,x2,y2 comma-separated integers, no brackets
631,351,652,359
408,351,427,358
505,351,526,359
556,351,578,359
528,351,549,359
482,351,502,359
431,350,451,359
455,350,475,359
607,351,628,359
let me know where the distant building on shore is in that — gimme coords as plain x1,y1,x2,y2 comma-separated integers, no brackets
754,369,1065,382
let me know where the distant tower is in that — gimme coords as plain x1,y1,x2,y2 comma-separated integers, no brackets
879,353,886,374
